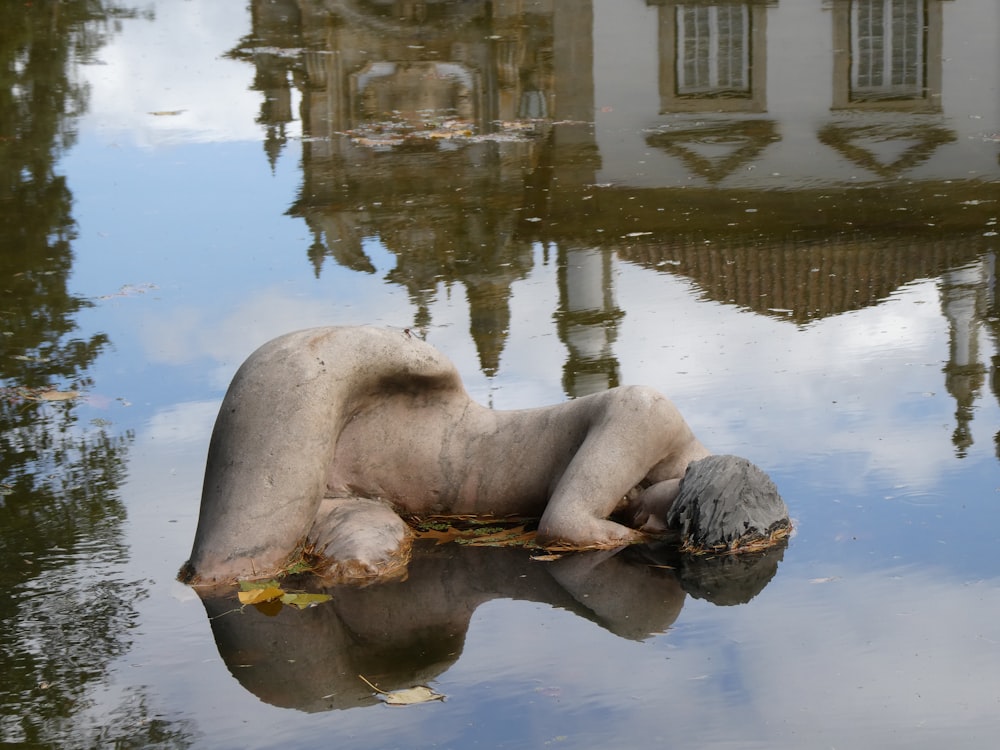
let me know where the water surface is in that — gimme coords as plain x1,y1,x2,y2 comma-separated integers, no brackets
2,1,999,747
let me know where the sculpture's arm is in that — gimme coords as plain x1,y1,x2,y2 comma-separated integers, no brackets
535,386,708,547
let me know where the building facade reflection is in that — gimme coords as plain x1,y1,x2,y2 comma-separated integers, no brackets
650,0,771,113
830,0,945,112
234,0,999,438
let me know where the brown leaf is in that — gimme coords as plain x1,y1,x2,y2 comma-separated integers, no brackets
413,527,465,545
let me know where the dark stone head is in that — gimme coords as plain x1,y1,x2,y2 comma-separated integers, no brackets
665,454,789,551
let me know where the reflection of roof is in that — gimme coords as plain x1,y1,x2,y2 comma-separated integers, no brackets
617,232,988,324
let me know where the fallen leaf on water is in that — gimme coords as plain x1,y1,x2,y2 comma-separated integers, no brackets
358,674,445,706
236,579,332,609
37,389,80,401
415,527,464,545
529,553,564,562
237,586,284,605
280,592,332,609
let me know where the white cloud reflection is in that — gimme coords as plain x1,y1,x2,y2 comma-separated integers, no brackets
82,2,269,146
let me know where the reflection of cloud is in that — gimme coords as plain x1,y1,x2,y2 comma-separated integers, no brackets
435,567,1000,748
145,400,220,446
614,263,958,486
151,562,999,747
141,285,416,390
726,570,1000,743
83,1,268,146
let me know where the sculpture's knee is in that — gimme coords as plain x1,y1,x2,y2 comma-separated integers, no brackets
308,497,413,581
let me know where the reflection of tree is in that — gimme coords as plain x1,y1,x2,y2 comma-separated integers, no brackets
0,3,191,747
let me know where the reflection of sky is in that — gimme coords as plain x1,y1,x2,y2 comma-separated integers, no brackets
81,2,267,145
57,2,1000,746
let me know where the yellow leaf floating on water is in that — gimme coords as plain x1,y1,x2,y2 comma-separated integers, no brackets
237,586,284,605
280,592,332,609
358,674,445,706
236,580,332,609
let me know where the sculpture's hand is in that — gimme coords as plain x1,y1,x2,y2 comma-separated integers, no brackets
622,479,681,533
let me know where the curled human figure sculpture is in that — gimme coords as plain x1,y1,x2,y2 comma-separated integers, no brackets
180,326,789,587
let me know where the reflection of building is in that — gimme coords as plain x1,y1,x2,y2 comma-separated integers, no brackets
232,0,571,375
650,0,772,113
941,262,988,457
555,247,624,397
645,118,779,183
617,233,982,324
986,252,1000,460
830,0,946,111
232,0,999,408
817,121,955,178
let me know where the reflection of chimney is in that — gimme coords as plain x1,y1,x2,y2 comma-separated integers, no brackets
940,262,988,458
247,0,303,169
982,251,1000,460
555,246,624,398
467,280,512,377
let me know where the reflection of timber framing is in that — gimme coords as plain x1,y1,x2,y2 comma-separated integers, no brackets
650,0,773,114
817,122,956,178
645,119,779,183
232,0,1000,396
617,234,986,324
830,0,947,112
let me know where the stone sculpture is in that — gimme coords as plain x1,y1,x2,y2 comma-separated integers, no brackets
180,326,788,587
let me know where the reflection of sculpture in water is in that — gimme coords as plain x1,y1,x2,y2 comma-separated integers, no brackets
200,540,786,712
180,326,788,589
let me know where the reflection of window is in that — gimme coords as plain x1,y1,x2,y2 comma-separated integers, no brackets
850,0,925,101
675,5,750,98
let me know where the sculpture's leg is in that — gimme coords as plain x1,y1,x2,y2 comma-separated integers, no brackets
184,332,344,583
535,387,700,548
536,439,647,548
182,326,464,585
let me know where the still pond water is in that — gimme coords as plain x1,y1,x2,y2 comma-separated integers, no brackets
3,1,1000,747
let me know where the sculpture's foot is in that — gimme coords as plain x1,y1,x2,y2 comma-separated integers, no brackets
307,496,413,582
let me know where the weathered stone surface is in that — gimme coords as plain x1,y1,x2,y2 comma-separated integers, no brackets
307,497,413,581
180,326,787,588
666,454,789,550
